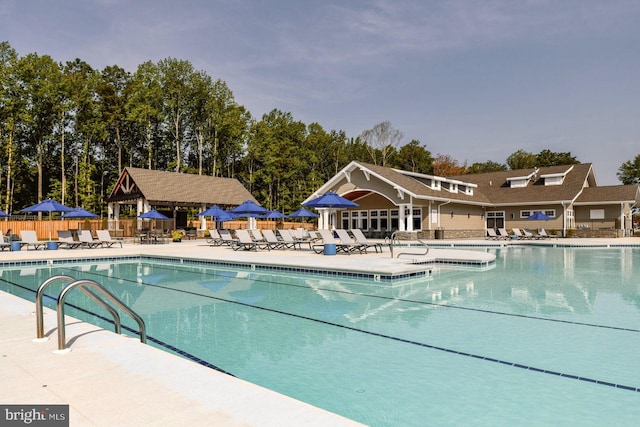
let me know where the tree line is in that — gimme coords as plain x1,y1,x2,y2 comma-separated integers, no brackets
1,41,637,216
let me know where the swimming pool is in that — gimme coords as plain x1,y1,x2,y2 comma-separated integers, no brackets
2,247,640,426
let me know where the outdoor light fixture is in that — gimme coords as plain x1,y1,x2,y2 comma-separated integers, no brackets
467,213,471,218
450,211,454,218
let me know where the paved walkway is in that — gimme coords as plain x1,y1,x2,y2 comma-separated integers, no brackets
2,237,639,426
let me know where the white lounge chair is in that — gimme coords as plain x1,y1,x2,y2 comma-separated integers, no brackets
486,228,499,240
334,229,367,254
278,229,311,250
315,229,358,254
498,228,510,239
96,230,123,248
0,231,13,250
19,230,46,250
231,229,270,251
205,229,225,246
261,229,289,250
57,230,82,249
538,228,553,239
218,229,236,246
249,229,265,242
77,230,101,248
351,229,383,253
511,228,532,240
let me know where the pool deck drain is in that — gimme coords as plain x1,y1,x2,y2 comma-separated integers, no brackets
2,236,639,425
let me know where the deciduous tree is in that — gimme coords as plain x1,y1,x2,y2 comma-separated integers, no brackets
617,155,640,185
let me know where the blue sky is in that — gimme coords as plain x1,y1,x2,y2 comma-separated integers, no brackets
2,0,639,185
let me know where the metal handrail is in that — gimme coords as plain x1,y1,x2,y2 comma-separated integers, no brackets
388,231,430,259
35,275,146,351
56,280,146,351
36,275,121,340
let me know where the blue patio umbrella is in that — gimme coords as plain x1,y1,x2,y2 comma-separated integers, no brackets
21,198,75,215
303,192,357,228
20,198,75,240
198,205,237,227
62,207,99,218
0,210,9,218
527,211,552,220
138,209,169,220
231,200,268,217
288,207,319,218
303,192,358,209
198,205,228,218
138,209,170,235
263,210,287,219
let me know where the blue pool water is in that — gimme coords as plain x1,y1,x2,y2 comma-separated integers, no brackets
2,247,640,426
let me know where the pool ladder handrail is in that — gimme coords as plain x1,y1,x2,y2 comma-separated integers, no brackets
387,231,430,259
36,275,147,351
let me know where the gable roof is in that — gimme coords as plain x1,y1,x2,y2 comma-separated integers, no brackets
106,167,256,207
312,161,639,208
574,185,640,205
449,163,595,205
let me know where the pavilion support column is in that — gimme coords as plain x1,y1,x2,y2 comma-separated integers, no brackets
113,203,120,232
137,198,147,230
107,202,114,231
199,204,207,230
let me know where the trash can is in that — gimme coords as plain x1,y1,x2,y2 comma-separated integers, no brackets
10,241,21,251
434,229,444,240
46,241,59,250
323,243,336,256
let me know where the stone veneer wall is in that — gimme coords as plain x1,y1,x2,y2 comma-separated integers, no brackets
402,229,487,239
575,229,624,238
396,229,626,239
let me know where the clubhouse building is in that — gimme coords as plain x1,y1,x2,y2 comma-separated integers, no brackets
304,161,640,238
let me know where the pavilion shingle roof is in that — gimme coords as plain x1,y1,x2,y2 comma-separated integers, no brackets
107,168,256,207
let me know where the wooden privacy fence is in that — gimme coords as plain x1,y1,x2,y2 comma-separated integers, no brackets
0,218,316,240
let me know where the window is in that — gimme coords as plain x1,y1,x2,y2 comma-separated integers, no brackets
522,209,556,219
380,210,388,230
390,209,399,230
370,211,379,230
357,210,368,230
341,211,349,229
487,211,505,218
412,208,422,231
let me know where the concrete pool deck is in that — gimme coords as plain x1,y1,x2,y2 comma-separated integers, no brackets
2,237,640,425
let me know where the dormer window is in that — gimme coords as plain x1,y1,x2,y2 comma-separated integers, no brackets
508,178,528,188
506,169,538,188
541,166,573,186
460,185,473,196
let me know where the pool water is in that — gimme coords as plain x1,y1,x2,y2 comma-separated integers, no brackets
2,247,640,426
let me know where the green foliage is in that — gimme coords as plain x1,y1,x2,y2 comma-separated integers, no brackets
391,139,433,173
506,149,537,170
3,40,621,218
617,155,640,185
467,160,508,174
535,149,579,166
